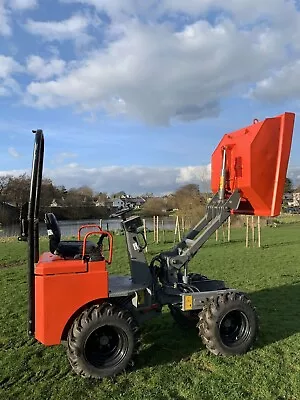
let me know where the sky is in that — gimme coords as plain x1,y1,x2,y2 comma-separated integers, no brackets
1,0,300,195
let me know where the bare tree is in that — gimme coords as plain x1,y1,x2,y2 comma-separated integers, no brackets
173,184,206,227
142,197,167,217
40,178,62,207
5,174,31,208
0,175,11,202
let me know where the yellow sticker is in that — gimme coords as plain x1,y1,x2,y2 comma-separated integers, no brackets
184,295,193,311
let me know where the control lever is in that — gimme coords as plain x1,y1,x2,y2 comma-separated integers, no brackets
18,202,29,241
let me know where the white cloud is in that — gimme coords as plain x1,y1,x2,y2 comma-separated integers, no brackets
25,16,288,125
2,162,300,194
38,0,300,124
160,0,295,22
26,55,66,80
0,55,22,78
249,60,300,103
60,0,143,19
0,55,23,96
8,147,21,158
0,1,11,36
24,13,95,43
9,0,37,10
0,163,211,194
176,165,211,186
45,163,212,194
0,0,38,36
53,152,78,164
61,0,296,25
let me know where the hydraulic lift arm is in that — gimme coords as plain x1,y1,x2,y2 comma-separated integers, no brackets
163,190,240,271
161,145,239,271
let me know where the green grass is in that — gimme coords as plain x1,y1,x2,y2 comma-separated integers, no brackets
1,225,300,399
277,213,300,224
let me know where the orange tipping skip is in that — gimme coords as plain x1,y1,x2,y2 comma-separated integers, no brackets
211,112,295,216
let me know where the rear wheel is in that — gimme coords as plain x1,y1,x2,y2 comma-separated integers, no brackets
67,302,140,379
198,292,258,355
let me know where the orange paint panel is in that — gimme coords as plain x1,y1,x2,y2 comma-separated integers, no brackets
211,112,295,216
35,252,87,275
35,268,108,345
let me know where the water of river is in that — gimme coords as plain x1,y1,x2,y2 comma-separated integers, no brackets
0,217,177,238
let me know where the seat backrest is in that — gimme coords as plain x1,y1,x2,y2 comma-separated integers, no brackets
44,213,61,253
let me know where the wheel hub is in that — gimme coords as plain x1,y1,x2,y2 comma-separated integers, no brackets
219,309,250,347
84,324,129,369
99,335,110,346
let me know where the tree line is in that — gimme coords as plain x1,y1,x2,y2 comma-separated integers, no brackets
0,173,208,225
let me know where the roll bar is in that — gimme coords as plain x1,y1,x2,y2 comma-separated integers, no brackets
27,129,44,336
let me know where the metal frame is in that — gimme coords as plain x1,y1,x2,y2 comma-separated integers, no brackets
27,129,44,336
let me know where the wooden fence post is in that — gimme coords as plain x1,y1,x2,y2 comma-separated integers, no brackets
258,216,261,248
246,216,249,248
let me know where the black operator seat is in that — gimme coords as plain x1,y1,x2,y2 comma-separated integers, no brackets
44,213,98,259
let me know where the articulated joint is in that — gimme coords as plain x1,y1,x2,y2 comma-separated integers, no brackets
168,255,188,269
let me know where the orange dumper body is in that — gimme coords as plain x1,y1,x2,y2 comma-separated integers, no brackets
211,112,295,216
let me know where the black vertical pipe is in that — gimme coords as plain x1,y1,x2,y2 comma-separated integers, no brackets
28,130,44,336
34,133,44,263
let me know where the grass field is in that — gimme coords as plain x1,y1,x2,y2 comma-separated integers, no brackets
1,223,300,400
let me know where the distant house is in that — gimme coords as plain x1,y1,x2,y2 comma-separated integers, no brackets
112,198,126,208
49,199,64,207
128,197,146,209
94,199,108,207
50,199,58,207
286,192,300,207
94,199,105,207
112,197,146,210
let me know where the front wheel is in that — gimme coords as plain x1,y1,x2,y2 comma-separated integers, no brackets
198,292,258,356
67,302,140,379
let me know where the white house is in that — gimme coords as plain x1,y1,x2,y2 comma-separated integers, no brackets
287,192,300,207
112,197,146,209
112,198,126,208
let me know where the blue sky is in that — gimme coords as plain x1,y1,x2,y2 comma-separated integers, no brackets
1,0,300,195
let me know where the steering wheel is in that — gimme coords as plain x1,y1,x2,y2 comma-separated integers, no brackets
109,206,133,219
